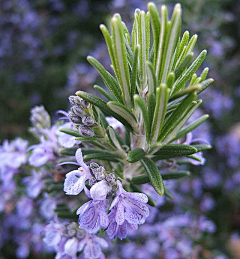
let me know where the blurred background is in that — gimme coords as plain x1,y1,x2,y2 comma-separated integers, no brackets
0,0,240,258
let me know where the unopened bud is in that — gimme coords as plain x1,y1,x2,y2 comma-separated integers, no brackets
95,171,105,181
68,112,82,124
72,105,85,117
68,95,82,106
89,177,97,187
81,99,90,109
79,125,94,137
82,116,95,126
106,173,116,184
89,162,99,170
92,166,106,181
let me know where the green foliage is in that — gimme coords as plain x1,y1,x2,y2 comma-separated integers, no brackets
61,2,213,199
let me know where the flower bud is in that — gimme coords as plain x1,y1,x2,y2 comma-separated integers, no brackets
81,99,90,109
68,95,82,106
82,115,95,127
89,177,97,187
79,125,94,137
72,105,85,117
93,166,106,181
89,162,99,170
106,173,116,184
67,112,82,124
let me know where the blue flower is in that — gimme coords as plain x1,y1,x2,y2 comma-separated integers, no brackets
63,149,91,195
107,181,149,240
77,199,109,234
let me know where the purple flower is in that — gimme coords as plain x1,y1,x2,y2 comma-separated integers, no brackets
28,136,56,167
78,234,108,259
57,122,77,148
107,207,138,240
63,149,91,195
77,199,109,234
23,169,45,198
110,181,149,225
107,181,149,240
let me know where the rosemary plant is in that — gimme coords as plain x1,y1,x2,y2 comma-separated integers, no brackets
58,2,213,254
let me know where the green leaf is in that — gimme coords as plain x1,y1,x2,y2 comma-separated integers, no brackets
75,136,100,141
199,67,209,82
192,144,212,152
84,152,121,162
106,126,123,150
87,56,122,103
171,114,209,141
59,128,82,138
162,170,190,180
158,92,197,142
141,157,164,196
164,189,174,199
160,3,182,84
111,14,131,107
178,30,189,59
148,2,160,68
130,45,139,104
76,91,133,131
100,24,117,74
127,148,145,163
197,78,214,94
59,148,77,156
131,170,190,184
166,72,175,90
107,101,138,131
151,84,170,143
152,144,197,159
146,61,157,95
186,155,202,162
163,99,202,144
155,5,168,81
174,52,193,80
148,93,156,129
173,50,207,93
130,183,156,207
169,84,201,102
93,85,115,101
134,94,150,142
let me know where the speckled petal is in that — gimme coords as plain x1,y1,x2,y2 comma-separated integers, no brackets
116,201,125,225
126,192,148,204
63,170,86,195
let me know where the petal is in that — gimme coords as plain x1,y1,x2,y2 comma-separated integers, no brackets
99,204,109,229
124,199,149,225
75,149,88,171
64,237,79,256
64,170,86,195
126,192,148,204
128,223,138,230
90,180,112,201
58,132,76,148
94,236,109,249
106,220,118,240
118,221,127,240
78,205,100,234
76,201,91,215
84,240,101,259
116,201,125,225
109,196,119,210
78,238,87,252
